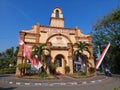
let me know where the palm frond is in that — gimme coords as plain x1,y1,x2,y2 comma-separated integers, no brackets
74,41,91,56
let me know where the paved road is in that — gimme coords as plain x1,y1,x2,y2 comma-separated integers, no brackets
0,74,120,90
0,74,107,86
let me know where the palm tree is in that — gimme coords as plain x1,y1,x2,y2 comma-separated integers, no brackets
31,44,50,74
74,41,91,73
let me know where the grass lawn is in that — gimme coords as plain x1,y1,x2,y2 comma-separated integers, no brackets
19,72,95,79
21,74,57,80
68,72,95,78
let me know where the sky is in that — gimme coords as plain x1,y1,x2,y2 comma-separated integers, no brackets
0,0,120,52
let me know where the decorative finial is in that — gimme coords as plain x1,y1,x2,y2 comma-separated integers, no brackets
36,22,40,26
75,26,78,30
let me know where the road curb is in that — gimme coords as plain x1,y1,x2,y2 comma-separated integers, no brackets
8,77,108,86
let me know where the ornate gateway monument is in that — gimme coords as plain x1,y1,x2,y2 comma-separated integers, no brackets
16,7,94,76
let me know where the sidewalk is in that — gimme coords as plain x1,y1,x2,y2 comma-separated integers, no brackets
0,74,108,86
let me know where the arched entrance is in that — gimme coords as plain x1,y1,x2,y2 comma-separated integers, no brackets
54,54,66,74
73,53,88,73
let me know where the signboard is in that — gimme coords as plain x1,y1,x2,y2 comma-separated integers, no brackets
40,27,75,34
49,35,69,47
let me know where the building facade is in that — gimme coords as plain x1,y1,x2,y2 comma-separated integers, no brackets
16,7,94,76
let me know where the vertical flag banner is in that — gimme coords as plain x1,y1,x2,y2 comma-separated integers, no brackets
95,42,110,69
18,39,42,70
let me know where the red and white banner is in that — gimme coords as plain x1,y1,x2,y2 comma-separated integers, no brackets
18,39,42,70
95,42,110,69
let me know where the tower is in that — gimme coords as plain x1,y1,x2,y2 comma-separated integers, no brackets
49,7,64,28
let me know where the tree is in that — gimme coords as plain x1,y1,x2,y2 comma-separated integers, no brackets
74,41,91,73
91,7,120,74
0,47,18,69
0,47,18,74
31,44,50,74
8,47,18,67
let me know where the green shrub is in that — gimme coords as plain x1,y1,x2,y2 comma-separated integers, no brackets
65,66,70,73
0,68,16,74
49,63,56,75
69,72,87,78
113,87,120,90
16,63,31,76
78,72,86,76
17,63,31,70
89,67,95,74
38,72,48,78
25,63,31,69
17,63,23,70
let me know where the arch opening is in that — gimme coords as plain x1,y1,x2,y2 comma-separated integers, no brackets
56,10,59,18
